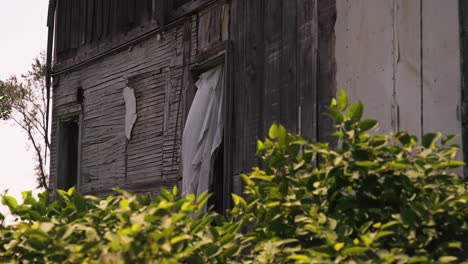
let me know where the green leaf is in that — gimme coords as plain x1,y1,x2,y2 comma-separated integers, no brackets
358,119,377,132
269,124,278,139
2,196,18,210
448,242,462,249
433,161,465,169
441,134,458,145
334,242,345,251
422,132,442,149
341,246,368,256
381,221,399,230
326,106,345,124
347,101,364,122
288,255,311,261
241,174,255,186
375,231,394,239
338,89,348,111
438,256,458,263
67,186,76,196
277,124,287,146
408,256,429,263
231,194,246,207
356,161,379,167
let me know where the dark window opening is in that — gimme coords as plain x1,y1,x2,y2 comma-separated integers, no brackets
209,142,224,214
57,118,80,190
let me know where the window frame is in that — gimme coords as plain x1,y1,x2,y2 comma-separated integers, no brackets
55,105,82,191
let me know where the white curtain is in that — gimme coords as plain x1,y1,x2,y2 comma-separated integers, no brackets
182,65,225,198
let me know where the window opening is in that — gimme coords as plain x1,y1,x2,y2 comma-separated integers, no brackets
57,117,80,190
181,64,225,212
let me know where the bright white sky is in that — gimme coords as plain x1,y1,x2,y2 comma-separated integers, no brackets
0,0,49,217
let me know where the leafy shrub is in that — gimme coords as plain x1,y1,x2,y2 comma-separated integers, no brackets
233,90,468,263
0,189,241,264
1,90,467,263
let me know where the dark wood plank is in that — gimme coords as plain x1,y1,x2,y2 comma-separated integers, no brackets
110,0,119,36
280,0,298,132
102,0,110,38
94,0,103,41
198,11,211,51
262,0,282,135
56,0,66,53
209,6,222,45
70,0,81,50
79,0,88,45
317,0,337,144
118,0,128,33
181,21,194,125
243,0,264,171
223,41,234,210
297,0,318,141
86,0,94,43
135,0,147,25
127,0,136,29
229,0,246,183
459,0,468,176
64,0,72,55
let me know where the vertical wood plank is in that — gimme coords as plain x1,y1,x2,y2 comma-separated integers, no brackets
94,0,103,41
102,0,110,38
135,0,145,25
209,6,222,45
297,0,317,140
280,0,298,133
422,1,462,146
263,0,282,135
64,0,72,55
394,0,422,137
223,41,234,211
57,0,66,53
229,0,246,195
460,0,468,171
70,0,80,50
335,0,395,134
128,0,136,29
198,12,212,51
182,21,194,126
79,0,87,45
86,0,94,43
243,0,264,171
317,0,336,143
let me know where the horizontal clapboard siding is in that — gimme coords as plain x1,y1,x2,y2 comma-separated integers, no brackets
50,2,227,196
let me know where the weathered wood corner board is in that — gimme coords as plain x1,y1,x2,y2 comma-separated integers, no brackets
48,0,335,210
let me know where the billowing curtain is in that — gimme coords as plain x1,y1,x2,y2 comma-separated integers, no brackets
182,65,224,198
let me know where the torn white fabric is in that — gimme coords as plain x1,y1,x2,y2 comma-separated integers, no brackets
123,85,138,140
182,65,225,199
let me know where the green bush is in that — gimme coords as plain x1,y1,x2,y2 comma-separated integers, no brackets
1,90,467,263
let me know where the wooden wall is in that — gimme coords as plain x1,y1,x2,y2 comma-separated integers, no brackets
335,0,462,157
229,0,337,194
50,2,229,195
50,0,338,197
55,0,164,63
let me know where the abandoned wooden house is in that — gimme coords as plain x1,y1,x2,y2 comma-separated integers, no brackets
47,0,468,212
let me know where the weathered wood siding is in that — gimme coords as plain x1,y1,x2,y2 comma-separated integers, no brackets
229,0,337,195
50,0,338,197
50,2,228,195
335,0,462,156
55,0,164,64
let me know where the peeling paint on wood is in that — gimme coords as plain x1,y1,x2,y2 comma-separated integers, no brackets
123,85,138,140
